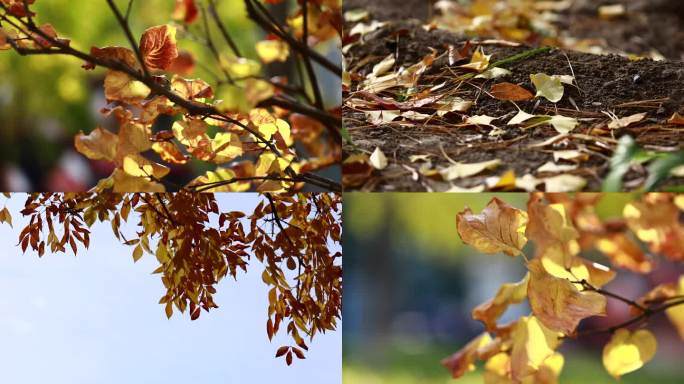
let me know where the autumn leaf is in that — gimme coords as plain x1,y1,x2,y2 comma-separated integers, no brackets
472,273,529,332
490,82,534,101
103,70,150,103
530,73,564,103
602,328,657,379
441,333,492,378
527,258,607,334
172,0,199,24
456,197,528,257
526,194,580,267
256,39,290,63
74,127,119,161
624,199,684,261
595,233,652,273
139,25,179,71
510,316,562,380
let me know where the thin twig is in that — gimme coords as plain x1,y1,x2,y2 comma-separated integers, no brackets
207,0,242,57
105,0,150,79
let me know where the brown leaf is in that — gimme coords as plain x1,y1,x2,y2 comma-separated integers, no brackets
456,197,528,257
527,258,606,334
139,25,179,71
490,82,534,101
441,333,492,378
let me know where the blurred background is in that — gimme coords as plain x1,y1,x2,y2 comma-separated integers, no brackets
0,0,340,191
343,193,684,383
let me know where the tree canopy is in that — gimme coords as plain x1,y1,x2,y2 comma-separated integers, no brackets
0,191,342,365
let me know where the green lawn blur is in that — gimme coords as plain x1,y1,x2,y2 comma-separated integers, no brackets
344,343,684,384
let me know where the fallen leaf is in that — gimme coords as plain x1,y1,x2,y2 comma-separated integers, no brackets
365,110,401,125
342,154,373,187
475,67,512,79
553,150,586,162
530,73,564,103
668,112,684,125
456,197,528,257
507,110,536,125
603,329,657,379
441,159,501,180
543,174,587,192
526,115,579,134
537,161,577,173
598,4,626,20
465,115,498,127
370,54,396,78
608,113,647,129
459,47,491,72
490,82,534,101
369,147,388,170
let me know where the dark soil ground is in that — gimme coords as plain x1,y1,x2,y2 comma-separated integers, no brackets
343,0,684,191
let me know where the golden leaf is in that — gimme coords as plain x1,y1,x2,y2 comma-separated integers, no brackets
456,197,528,257
602,328,657,378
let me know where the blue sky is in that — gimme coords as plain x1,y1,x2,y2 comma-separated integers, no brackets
0,194,341,384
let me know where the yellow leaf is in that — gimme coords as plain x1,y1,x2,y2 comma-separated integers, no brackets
104,70,150,103
222,56,261,78
459,47,491,72
132,244,143,262
211,132,243,163
74,127,118,161
441,159,501,181
456,197,528,257
442,333,493,378
530,73,564,103
473,274,529,332
122,155,170,179
510,316,561,381
255,39,290,63
111,169,165,192
603,328,657,378
527,258,607,334
526,195,579,265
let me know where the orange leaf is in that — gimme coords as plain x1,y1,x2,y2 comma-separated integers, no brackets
490,82,534,101
139,25,178,71
172,0,199,24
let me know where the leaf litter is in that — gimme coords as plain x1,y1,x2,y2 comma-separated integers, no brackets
343,0,684,191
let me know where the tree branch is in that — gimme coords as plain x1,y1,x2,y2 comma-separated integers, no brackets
105,0,150,79
207,0,242,57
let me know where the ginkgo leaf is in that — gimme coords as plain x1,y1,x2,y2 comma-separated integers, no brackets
441,159,501,181
459,47,491,72
490,82,534,101
507,110,536,125
472,273,529,332
510,316,562,381
139,25,178,71
441,333,492,378
457,197,528,257
530,73,564,103
255,39,290,63
603,328,657,379
369,147,388,170
74,127,119,161
527,258,607,334
525,115,579,134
